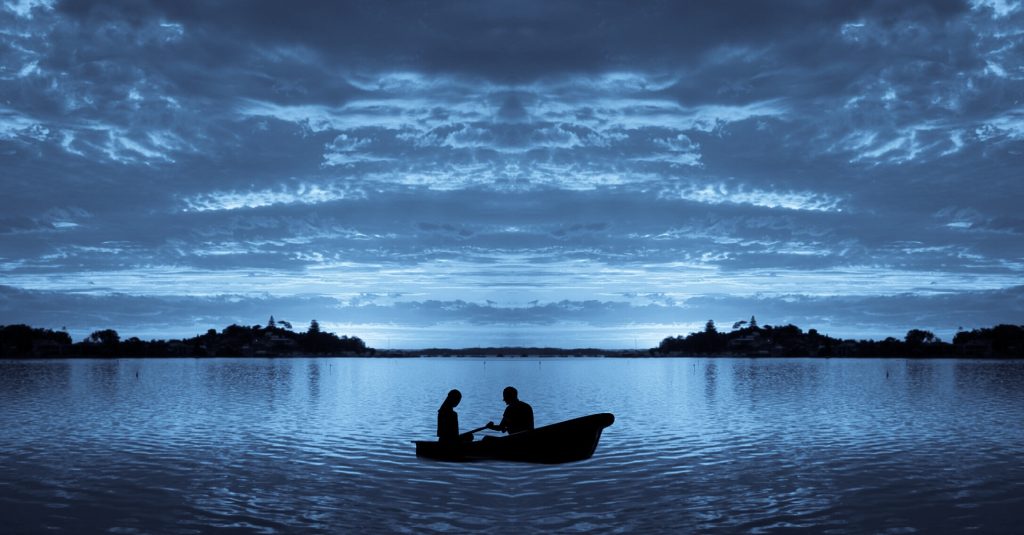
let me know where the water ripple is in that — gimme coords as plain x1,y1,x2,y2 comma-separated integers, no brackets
1,358,1024,533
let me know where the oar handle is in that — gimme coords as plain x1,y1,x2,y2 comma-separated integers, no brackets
464,425,489,435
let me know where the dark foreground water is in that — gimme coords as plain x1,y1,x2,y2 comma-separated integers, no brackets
1,358,1023,533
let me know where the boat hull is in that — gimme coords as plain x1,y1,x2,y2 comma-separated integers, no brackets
415,412,614,464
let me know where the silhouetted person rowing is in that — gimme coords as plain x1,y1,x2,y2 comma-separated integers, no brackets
437,389,474,443
415,387,612,462
486,386,534,434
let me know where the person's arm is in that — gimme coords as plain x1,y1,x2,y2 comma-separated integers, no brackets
485,411,509,433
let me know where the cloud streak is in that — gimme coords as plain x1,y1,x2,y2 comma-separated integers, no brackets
1,1,1022,346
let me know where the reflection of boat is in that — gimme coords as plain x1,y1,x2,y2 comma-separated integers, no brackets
414,413,614,464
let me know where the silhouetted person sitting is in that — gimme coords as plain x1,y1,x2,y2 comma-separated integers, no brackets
486,386,534,434
437,389,473,443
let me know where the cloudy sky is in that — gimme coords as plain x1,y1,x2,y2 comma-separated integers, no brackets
1,0,1022,348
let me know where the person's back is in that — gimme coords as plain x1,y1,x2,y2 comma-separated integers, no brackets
437,406,459,442
502,399,534,434
437,389,462,442
486,386,535,435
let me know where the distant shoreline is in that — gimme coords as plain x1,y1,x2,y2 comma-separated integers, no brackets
3,351,1023,360
3,321,1023,359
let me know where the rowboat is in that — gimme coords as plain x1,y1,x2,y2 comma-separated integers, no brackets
414,412,614,464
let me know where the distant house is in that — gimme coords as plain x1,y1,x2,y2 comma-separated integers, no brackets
728,332,770,355
266,334,297,347
253,333,298,355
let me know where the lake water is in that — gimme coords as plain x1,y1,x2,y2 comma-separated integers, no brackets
1,357,1023,533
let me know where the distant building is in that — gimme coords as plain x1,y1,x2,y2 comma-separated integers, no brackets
727,331,770,355
252,332,299,355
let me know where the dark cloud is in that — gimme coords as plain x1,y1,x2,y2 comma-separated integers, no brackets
52,0,970,81
1,0,1022,346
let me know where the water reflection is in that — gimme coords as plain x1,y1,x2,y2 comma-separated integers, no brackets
704,361,716,402
2,360,70,397
1,357,1023,533
307,360,320,403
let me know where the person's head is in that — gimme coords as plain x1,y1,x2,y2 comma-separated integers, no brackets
502,386,518,404
442,389,462,410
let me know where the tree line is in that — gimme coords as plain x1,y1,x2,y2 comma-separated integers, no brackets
655,318,1024,358
0,317,370,358
3,317,1023,358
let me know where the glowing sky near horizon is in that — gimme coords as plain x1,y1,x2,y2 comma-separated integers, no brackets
1,0,1023,347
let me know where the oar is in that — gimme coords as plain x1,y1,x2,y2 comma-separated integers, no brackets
462,425,489,435
413,425,492,445
455,424,492,441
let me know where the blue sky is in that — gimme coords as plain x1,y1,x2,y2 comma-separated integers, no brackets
1,0,1022,348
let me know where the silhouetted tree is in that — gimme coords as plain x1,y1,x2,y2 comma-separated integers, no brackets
122,336,149,355
905,329,936,345
1,321,373,358
81,329,121,356
953,324,1024,357
0,325,72,357
268,316,277,328
88,329,120,346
